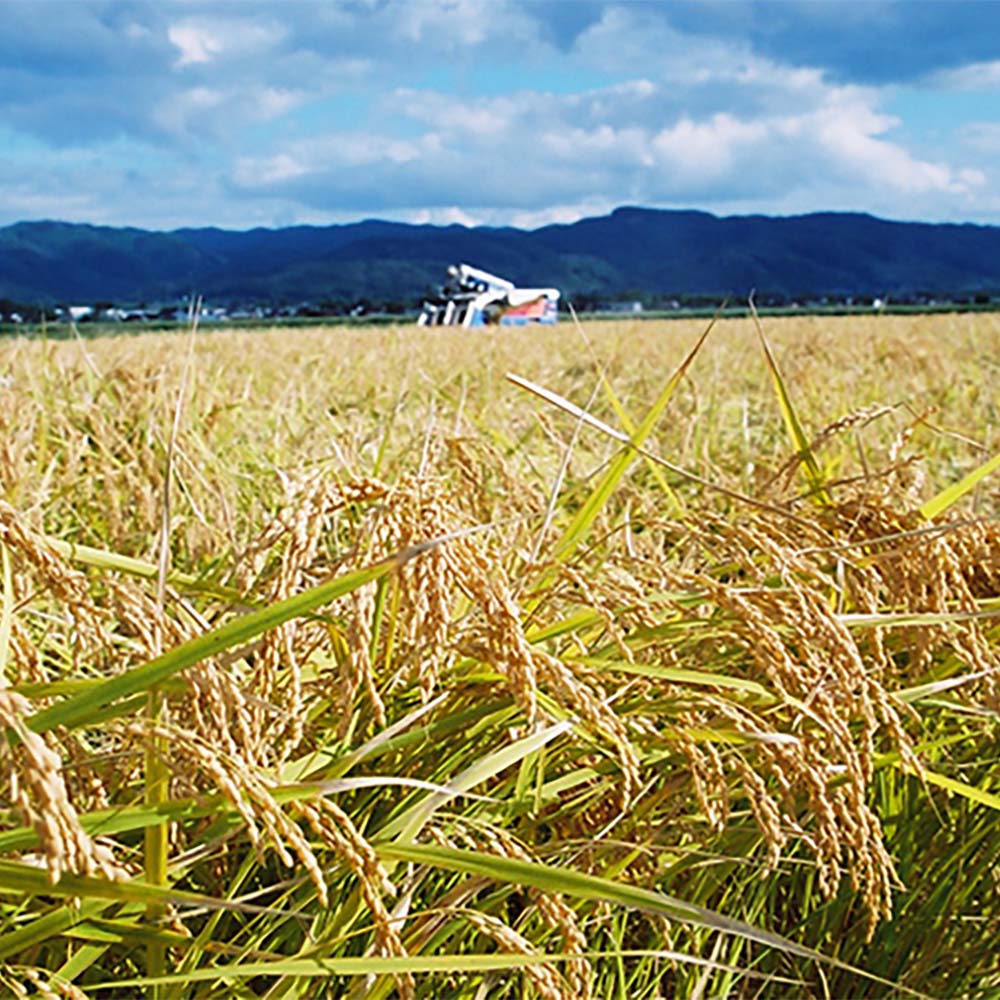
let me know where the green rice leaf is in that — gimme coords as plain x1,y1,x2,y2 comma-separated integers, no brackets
374,842,916,994
919,449,1000,520
27,540,442,735
378,721,572,841
905,765,1000,811
0,859,226,910
82,950,803,990
599,372,684,514
515,320,711,565
572,657,778,702
44,536,243,601
753,312,830,505
0,904,91,961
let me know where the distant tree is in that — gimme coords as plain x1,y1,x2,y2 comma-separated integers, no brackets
568,292,600,312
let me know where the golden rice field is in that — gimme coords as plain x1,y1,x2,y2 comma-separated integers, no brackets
1,313,999,998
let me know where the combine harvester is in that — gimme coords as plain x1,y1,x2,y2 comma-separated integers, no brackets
418,264,560,327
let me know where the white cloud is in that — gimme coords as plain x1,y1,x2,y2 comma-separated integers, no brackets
797,96,984,196
507,201,617,229
232,152,305,186
0,0,996,228
930,60,1000,91
650,114,767,181
960,122,1000,152
394,0,490,46
168,16,287,69
235,132,431,182
168,22,222,67
227,65,990,222
406,206,481,226
153,85,306,140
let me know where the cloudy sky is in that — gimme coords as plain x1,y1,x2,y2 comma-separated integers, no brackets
3,0,1000,231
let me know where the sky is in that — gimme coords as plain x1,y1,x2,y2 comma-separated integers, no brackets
2,0,1000,231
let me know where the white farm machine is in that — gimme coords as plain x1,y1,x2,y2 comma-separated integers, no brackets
418,263,560,327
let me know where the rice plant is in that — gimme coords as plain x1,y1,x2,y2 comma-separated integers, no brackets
0,314,998,998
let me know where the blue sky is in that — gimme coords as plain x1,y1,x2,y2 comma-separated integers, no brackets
2,0,999,230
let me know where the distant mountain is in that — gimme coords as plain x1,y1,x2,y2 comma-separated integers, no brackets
2,207,1000,306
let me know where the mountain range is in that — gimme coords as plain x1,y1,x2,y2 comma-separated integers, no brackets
2,207,1000,307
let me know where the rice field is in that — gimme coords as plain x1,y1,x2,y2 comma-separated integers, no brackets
1,313,999,998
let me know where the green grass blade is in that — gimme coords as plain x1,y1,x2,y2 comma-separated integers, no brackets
0,774,497,858
374,843,917,994
292,691,449,784
507,373,815,530
55,942,112,987
44,536,243,601
27,540,441,735
0,904,88,961
575,658,778,702
0,858,314,932
375,841,719,941
752,308,830,505
377,721,572,842
840,608,1000,628
599,372,684,515
87,955,573,988
0,858,226,910
904,765,1000,810
87,950,804,990
895,671,989,704
516,321,712,566
919,449,1000,520
67,917,192,949
145,688,170,994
